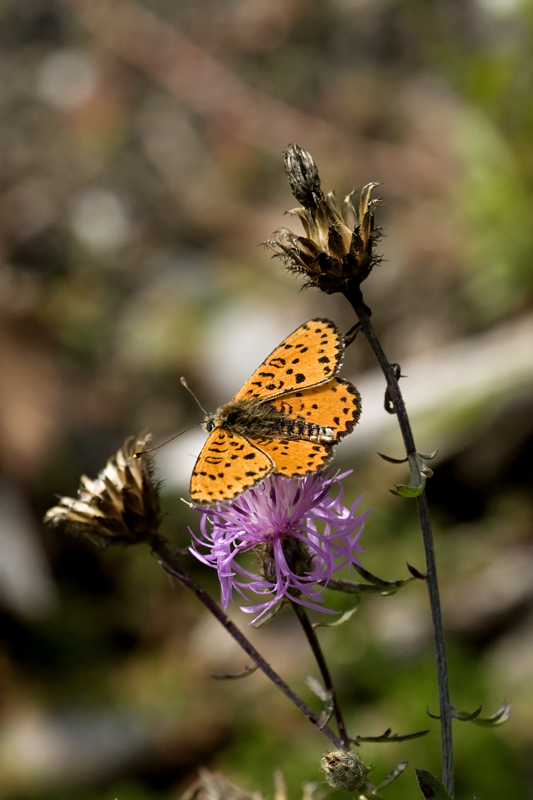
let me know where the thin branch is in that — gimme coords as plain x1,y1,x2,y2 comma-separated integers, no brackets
291,602,349,746
151,537,344,749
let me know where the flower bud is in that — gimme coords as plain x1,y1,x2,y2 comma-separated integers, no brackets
320,749,370,792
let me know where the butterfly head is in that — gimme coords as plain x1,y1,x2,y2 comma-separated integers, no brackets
203,415,216,433
201,401,255,436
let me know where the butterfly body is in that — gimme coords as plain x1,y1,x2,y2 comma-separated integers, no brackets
205,399,336,443
190,319,361,506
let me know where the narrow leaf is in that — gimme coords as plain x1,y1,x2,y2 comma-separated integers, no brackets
452,706,482,722
351,563,406,587
418,449,439,460
378,452,408,464
354,728,429,744
211,664,259,680
316,695,335,730
328,573,415,595
374,761,408,792
470,701,511,727
380,577,416,596
407,563,427,580
304,675,329,701
313,599,360,627
251,600,285,628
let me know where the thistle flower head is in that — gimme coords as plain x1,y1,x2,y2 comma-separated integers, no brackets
320,749,370,793
190,472,369,623
268,144,381,294
45,434,162,546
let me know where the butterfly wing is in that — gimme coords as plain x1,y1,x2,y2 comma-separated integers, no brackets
190,428,274,505
269,378,361,443
233,318,344,402
248,435,333,477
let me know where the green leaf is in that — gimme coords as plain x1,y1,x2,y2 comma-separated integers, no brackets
415,769,453,799
391,480,426,498
390,452,436,497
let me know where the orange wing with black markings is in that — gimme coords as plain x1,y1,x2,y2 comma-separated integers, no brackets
233,319,344,402
269,378,361,443
248,436,333,477
190,318,362,506
190,429,273,506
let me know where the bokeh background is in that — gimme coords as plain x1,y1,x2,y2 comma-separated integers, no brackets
1,0,533,797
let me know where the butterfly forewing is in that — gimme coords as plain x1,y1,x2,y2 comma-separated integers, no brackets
269,378,361,443
248,436,333,477
190,429,273,505
233,318,343,402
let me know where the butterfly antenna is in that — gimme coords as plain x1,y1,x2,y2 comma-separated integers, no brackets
133,422,202,459
180,376,208,415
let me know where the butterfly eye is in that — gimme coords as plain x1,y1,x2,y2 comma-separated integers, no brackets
205,419,215,433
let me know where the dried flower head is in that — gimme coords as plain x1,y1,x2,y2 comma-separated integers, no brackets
45,434,162,546
320,749,370,792
268,144,381,294
190,471,369,623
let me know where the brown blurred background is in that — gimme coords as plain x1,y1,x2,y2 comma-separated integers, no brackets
1,0,533,797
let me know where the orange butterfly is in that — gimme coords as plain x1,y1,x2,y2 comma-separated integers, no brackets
190,318,361,506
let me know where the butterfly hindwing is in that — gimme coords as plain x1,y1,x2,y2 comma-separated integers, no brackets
268,378,361,443
248,435,333,477
233,318,343,402
190,429,274,505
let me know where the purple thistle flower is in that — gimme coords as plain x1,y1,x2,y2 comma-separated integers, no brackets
190,472,370,623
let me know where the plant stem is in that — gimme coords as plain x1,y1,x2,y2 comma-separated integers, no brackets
291,601,349,746
151,537,344,748
345,290,454,796
416,492,453,790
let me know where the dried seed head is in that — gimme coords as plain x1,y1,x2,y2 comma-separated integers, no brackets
268,144,381,294
320,749,370,792
45,433,162,546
